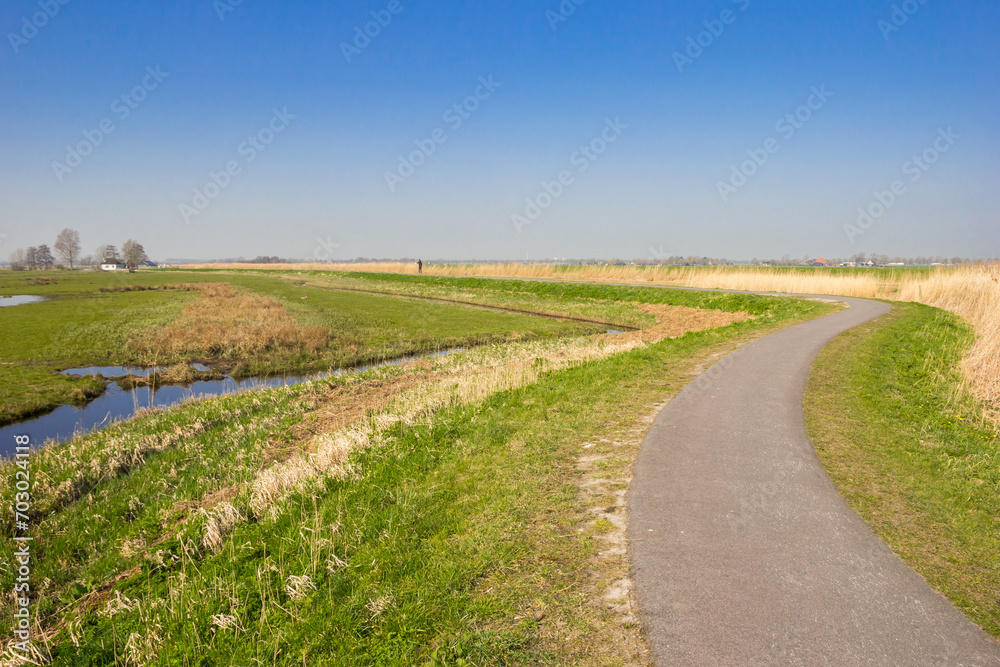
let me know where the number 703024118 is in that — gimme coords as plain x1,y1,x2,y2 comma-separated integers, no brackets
13,434,31,529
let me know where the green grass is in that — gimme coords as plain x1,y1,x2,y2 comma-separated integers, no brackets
208,274,601,375
0,285,195,424
298,272,662,329
0,271,598,425
0,281,834,664
177,267,792,330
312,270,785,311
806,302,1000,636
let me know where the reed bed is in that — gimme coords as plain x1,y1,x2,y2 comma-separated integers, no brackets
660,266,899,297
183,261,422,274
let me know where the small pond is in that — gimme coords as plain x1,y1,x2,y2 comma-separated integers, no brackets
0,295,47,307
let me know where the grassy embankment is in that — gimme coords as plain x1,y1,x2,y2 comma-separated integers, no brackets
806,302,1000,636
181,262,1000,419
0,279,832,665
0,271,597,426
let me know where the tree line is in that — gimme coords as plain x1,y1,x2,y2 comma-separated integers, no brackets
8,229,149,271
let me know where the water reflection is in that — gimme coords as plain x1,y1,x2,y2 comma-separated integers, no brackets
61,363,215,378
1,350,460,456
0,295,47,307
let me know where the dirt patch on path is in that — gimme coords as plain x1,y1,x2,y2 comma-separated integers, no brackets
605,304,753,346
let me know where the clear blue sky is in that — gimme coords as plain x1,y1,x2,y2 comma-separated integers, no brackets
2,0,998,261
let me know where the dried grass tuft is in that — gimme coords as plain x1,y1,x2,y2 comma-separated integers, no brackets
284,575,316,601
123,625,163,667
201,503,243,553
210,614,242,632
132,282,328,359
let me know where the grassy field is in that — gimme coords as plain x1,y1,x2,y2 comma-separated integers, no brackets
7,265,999,662
183,263,1000,423
181,260,936,283
0,278,832,665
0,271,600,425
806,302,1000,635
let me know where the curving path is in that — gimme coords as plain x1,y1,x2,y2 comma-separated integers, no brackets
629,296,1000,665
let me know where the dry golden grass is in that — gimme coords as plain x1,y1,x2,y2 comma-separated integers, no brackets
132,282,328,358
615,304,752,345
288,373,428,446
661,266,900,297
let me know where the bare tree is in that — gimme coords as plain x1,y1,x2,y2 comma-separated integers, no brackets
121,239,147,271
36,244,55,269
97,245,119,263
25,246,38,270
54,228,81,269
8,248,26,271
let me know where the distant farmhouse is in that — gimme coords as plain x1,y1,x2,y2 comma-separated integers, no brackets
100,258,128,271
810,257,829,267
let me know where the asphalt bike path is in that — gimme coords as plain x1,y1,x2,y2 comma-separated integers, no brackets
628,296,1000,665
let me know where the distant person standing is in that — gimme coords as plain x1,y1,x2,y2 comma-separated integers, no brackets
417,259,423,274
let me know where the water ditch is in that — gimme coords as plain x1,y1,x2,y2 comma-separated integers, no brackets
0,350,460,456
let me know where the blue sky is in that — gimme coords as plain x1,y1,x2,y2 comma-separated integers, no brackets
2,0,998,261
